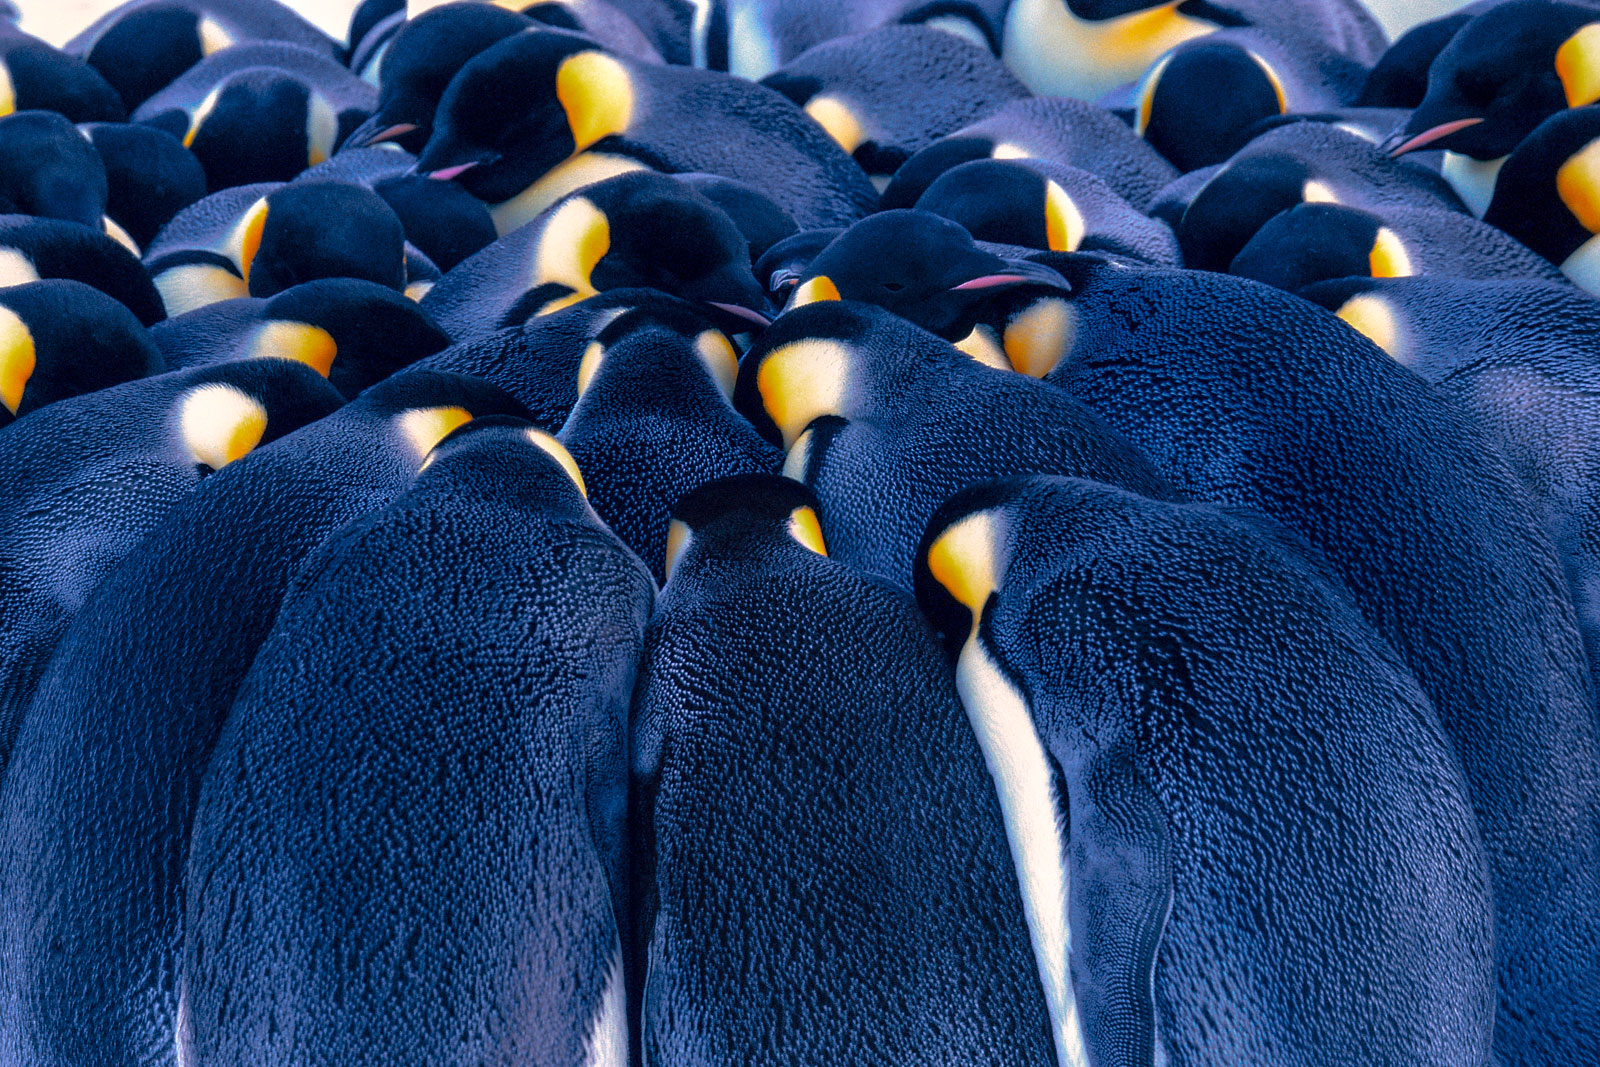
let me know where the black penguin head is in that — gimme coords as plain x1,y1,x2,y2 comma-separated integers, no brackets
0,31,125,122
177,69,344,189
913,475,1032,662
1228,202,1415,293
0,278,163,425
1358,11,1473,109
249,182,408,297
372,172,498,272
344,2,532,153
1177,152,1316,271
81,121,208,249
421,413,590,510
755,228,842,304
879,135,999,210
0,110,108,228
251,278,451,398
352,367,533,465
1134,39,1288,172
573,299,737,407
663,473,828,584
1059,0,1190,17
916,159,1090,253
416,31,632,206
1483,104,1600,274
78,4,225,112
510,173,773,332
168,358,345,474
1393,0,1600,160
672,172,799,263
786,209,1070,338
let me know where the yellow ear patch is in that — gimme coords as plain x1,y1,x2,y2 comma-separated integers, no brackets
184,85,223,149
1302,180,1338,204
804,95,865,154
0,305,35,415
1335,294,1403,358
103,216,141,257
1369,227,1413,278
1043,180,1085,253
525,427,587,496
556,51,635,153
397,405,472,459
0,248,36,289
197,16,234,56
1003,297,1073,378
154,263,248,317
306,93,339,167
179,383,268,469
225,197,271,286
991,142,1030,161
1134,52,1174,136
955,324,1012,370
533,196,610,315
755,338,851,448
782,424,817,480
576,340,605,395
787,505,827,556
251,320,339,377
0,63,15,118
1558,24,1600,108
926,508,1005,628
664,518,693,580
1558,136,1600,233
694,329,739,398
1250,50,1289,113
789,275,841,308
487,151,647,237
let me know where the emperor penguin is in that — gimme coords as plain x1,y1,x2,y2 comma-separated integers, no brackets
634,472,1059,1066
0,214,166,325
914,474,1498,1067
179,418,654,1065
1481,103,1600,294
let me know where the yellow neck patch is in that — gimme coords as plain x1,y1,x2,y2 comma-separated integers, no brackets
789,275,841,309
306,92,339,167
755,338,852,448
1558,24,1600,108
1043,180,1085,253
556,51,635,154
251,320,339,377
223,197,271,285
576,339,606,395
1005,0,1211,101
1133,52,1174,136
1369,227,1414,279
664,518,693,579
154,263,248,318
397,405,473,459
1335,294,1403,360
525,427,587,497
926,508,1005,630
694,329,739,398
197,15,234,56
1558,135,1600,233
184,86,223,149
179,383,268,469
787,505,828,556
1250,49,1288,113
804,95,866,154
0,305,35,415
103,216,141,257
1004,297,1073,378
488,151,647,237
0,248,37,288
955,324,1013,370
0,63,15,119
532,196,610,315
1303,180,1339,204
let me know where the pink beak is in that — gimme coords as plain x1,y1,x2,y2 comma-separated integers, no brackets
425,160,480,181
362,122,418,147
1389,117,1484,157
708,302,772,327
951,274,1037,291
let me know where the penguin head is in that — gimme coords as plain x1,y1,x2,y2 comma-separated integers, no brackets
915,159,1091,253
1358,11,1473,109
343,3,532,154
78,4,236,112
0,278,163,426
879,135,1000,210
175,68,347,189
1055,0,1186,16
80,121,208,250
1177,152,1319,271
0,32,125,123
348,0,406,60
372,171,499,273
1134,38,1289,172
0,109,108,229
913,475,1032,663
755,228,843,305
784,209,1070,339
1482,104,1600,285
1393,0,1600,160
663,473,827,584
248,181,409,298
1296,276,1412,363
416,31,634,206
573,299,738,408
508,172,773,332
172,360,347,475
251,278,451,398
672,172,799,263
356,368,533,465
420,414,589,511
1228,202,1415,293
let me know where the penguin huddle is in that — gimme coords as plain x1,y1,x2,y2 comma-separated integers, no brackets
0,1,1597,1066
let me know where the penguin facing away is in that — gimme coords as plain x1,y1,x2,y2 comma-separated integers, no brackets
1482,103,1600,293
81,121,209,251
0,214,166,325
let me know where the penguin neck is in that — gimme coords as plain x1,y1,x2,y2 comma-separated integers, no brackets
1441,151,1505,218
1003,0,1214,100
954,632,1090,1067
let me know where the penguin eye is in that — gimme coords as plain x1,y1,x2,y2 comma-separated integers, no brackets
882,281,906,292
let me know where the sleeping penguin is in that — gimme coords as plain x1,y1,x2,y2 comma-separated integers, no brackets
80,122,208,251
0,357,339,776
0,370,528,1067
419,172,772,343
0,278,163,427
1482,103,1600,293
1000,0,1386,101
0,23,126,123
558,303,779,580
179,419,653,1066
733,301,1169,587
152,277,452,398
1036,255,1600,1067
915,475,1498,1067
0,110,110,231
414,30,879,232
634,472,1059,1066
0,214,166,325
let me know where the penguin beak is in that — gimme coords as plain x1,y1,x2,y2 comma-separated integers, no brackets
707,302,772,328
423,160,481,182
950,259,1071,294
350,122,418,149
1387,117,1484,157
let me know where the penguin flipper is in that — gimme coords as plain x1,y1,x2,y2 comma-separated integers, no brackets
1068,745,1173,1067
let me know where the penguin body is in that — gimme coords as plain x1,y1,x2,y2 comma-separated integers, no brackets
1037,256,1600,1067
0,369,528,1067
733,301,1169,587
180,420,652,1065
81,122,208,250
0,215,165,325
1133,26,1366,172
914,475,1498,1067
558,305,779,579
673,172,797,262
880,95,1179,211
415,30,879,233
1229,200,1566,291
634,472,1059,1066
1177,120,1464,270
0,24,125,123
0,110,108,230
0,357,339,775
151,277,450,397
133,42,376,190
916,157,1182,265
420,172,771,343
1482,104,1600,293
1000,0,1386,102
0,278,163,427
760,25,1028,184
66,0,340,112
